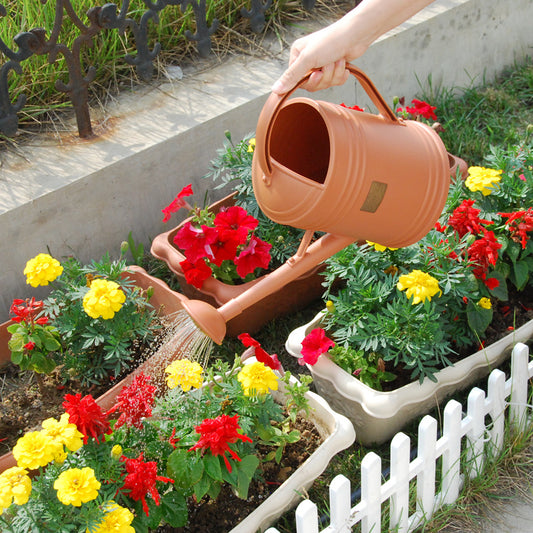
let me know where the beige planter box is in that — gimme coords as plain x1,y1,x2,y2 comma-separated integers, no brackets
285,310,533,446
230,366,356,532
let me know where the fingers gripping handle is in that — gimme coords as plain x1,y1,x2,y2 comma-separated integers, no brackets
254,65,399,177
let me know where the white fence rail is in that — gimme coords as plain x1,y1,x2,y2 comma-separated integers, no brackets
266,342,532,533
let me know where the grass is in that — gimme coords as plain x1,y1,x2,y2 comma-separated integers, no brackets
0,0,349,136
257,57,533,532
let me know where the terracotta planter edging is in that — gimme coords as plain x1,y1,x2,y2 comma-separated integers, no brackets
0,266,187,473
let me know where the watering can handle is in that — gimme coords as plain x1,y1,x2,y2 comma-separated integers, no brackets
256,64,399,176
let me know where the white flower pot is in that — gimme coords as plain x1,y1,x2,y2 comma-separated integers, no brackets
230,369,356,533
285,310,533,446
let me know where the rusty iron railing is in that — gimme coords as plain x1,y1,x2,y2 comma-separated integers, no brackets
0,0,318,139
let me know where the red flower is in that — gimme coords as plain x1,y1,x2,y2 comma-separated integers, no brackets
35,316,49,325
434,222,447,233
467,230,502,280
106,373,156,429
484,277,500,290
298,328,335,366
448,199,491,237
10,297,44,324
169,427,179,449
238,333,281,370
63,393,111,444
174,222,218,263
405,98,437,120
23,341,36,351
235,235,271,278
340,103,365,112
209,234,240,267
179,258,213,289
214,206,258,245
161,184,193,223
189,414,252,473
121,453,174,516
499,207,533,249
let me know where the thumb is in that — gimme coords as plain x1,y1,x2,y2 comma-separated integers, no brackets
271,60,310,94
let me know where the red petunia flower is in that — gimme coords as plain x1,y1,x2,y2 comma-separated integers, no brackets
189,414,252,473
499,207,533,249
179,258,213,289
209,234,240,267
63,393,111,444
448,199,492,237
340,103,365,112
238,333,281,370
234,235,271,278
161,184,193,223
405,98,437,120
174,222,218,263
298,328,335,366
214,206,259,245
467,229,502,281
106,372,156,429
120,453,174,516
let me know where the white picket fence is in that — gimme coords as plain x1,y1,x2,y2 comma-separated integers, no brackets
266,342,532,533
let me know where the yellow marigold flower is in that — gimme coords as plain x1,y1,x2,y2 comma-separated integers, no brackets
24,253,63,287
91,502,135,533
54,467,100,506
366,241,398,251
111,444,123,460
0,466,32,509
42,413,84,452
165,359,204,391
478,297,492,310
247,138,256,152
237,361,279,397
13,431,62,470
397,270,442,304
465,166,502,195
83,279,126,320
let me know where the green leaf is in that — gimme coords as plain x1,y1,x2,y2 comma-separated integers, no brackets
43,335,61,352
204,454,223,481
487,270,508,300
11,350,24,365
159,491,188,528
467,303,493,336
8,332,25,352
512,260,530,290
194,472,211,501
235,454,259,499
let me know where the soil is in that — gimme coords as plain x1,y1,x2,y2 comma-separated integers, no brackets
156,417,322,533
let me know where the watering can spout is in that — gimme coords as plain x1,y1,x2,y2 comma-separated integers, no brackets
181,298,227,345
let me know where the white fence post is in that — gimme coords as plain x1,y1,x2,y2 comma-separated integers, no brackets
361,452,382,533
389,432,411,532
329,475,352,533
441,399,462,504
295,499,319,533
416,415,437,523
465,387,486,478
487,369,506,453
510,342,530,433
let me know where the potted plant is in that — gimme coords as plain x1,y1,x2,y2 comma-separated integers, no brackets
286,138,533,445
0,250,190,472
0,348,355,532
150,133,326,337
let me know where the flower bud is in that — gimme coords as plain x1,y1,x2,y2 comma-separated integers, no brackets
111,444,123,459
326,300,335,313
120,241,129,254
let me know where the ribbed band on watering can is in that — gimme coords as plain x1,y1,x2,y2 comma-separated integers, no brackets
252,65,450,249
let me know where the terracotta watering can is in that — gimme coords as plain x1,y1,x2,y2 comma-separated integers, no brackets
178,66,451,345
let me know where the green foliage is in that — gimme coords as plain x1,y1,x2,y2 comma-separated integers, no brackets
7,321,61,374
43,254,160,385
204,131,311,267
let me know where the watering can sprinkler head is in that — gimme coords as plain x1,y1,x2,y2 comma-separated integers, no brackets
180,298,227,345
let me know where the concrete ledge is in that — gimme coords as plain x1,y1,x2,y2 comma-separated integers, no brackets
1,0,532,320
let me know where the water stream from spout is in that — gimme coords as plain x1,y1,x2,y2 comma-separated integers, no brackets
133,309,213,393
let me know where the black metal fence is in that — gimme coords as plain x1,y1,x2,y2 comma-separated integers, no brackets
0,0,319,139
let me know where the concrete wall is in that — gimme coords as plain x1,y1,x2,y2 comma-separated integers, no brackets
0,0,532,321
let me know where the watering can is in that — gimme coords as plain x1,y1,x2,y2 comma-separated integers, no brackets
179,65,451,345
